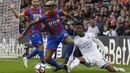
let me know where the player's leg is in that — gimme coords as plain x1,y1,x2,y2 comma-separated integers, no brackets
27,33,44,60
105,64,125,72
23,33,45,67
23,48,38,68
35,33,45,64
105,64,118,72
64,35,73,45
26,34,40,59
96,57,125,72
74,47,86,65
61,32,74,65
44,36,61,71
26,48,38,59
23,48,38,67
44,49,63,72
63,43,74,64
22,44,30,57
67,56,90,73
64,48,88,73
64,47,82,71
68,57,80,72
37,44,45,64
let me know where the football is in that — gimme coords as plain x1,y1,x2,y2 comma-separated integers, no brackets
35,63,46,73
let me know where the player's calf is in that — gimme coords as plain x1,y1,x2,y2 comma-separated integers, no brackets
51,65,63,72
105,64,125,72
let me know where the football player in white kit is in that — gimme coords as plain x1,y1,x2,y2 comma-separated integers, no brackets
64,22,125,73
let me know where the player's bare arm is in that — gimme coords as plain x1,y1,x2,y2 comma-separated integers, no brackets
9,3,25,18
17,20,38,39
63,11,78,23
20,18,43,36
20,21,37,36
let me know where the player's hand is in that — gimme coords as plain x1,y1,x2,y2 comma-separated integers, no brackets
9,3,15,9
17,33,23,40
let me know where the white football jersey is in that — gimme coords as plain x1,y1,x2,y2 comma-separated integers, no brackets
74,32,103,61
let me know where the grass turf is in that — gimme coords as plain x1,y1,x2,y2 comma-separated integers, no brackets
0,58,130,73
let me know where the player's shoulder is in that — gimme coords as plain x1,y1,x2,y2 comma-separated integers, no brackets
74,36,80,45
56,9,65,13
85,32,96,38
22,8,31,15
74,36,80,41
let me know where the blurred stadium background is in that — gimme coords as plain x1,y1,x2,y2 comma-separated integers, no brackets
0,0,130,73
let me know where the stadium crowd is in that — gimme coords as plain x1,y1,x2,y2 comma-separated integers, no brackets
20,0,130,36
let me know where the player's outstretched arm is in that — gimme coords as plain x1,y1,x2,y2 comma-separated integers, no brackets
20,19,43,36
21,21,38,35
89,33,107,53
62,11,78,23
93,37,107,53
9,3,25,18
17,21,36,39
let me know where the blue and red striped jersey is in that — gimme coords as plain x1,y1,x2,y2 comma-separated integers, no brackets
39,9,66,36
23,7,44,34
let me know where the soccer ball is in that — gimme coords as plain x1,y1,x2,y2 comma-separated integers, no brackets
35,63,46,73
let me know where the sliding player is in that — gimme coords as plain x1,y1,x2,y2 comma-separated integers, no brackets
64,22,125,73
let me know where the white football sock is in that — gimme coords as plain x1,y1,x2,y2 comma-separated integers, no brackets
66,46,76,66
70,58,80,70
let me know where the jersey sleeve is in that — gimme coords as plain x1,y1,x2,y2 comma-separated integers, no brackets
56,9,65,16
90,33,107,53
73,36,79,47
23,9,29,16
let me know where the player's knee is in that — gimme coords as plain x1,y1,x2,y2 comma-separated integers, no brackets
64,37,74,44
80,61,85,64
44,57,50,61
79,58,86,63
38,44,44,50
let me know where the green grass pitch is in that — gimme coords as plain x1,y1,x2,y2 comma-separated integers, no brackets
0,58,130,73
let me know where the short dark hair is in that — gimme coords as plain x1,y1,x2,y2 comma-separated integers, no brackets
75,22,85,30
